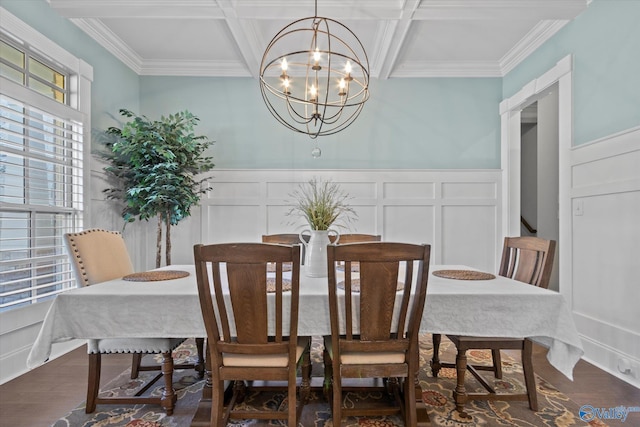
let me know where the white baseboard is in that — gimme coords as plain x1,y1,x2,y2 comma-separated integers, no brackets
579,333,640,389
0,340,84,385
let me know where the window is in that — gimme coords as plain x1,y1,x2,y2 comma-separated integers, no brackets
0,24,89,312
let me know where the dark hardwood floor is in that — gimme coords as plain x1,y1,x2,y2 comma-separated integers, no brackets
1,342,638,427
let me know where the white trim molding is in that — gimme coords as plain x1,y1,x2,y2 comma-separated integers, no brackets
499,54,573,304
569,126,640,388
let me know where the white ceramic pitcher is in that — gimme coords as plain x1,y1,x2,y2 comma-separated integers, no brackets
299,229,340,277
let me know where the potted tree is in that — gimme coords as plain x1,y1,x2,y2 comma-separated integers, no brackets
102,109,214,268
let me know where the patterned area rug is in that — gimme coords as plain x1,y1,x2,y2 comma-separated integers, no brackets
53,336,605,427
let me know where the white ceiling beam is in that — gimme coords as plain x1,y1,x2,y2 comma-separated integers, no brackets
48,0,226,19
412,0,589,21
375,0,422,80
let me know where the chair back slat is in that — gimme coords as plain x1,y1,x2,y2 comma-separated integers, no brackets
359,261,399,341
227,262,269,344
499,236,556,289
344,262,354,339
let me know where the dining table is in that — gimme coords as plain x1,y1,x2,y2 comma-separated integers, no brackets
27,263,584,425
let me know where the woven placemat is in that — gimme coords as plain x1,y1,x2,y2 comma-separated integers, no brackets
267,262,293,273
266,277,292,293
432,269,495,280
338,279,404,293
123,270,190,282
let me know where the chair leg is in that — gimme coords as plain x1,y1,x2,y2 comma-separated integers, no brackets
211,380,225,427
131,353,143,379
86,353,100,413
522,339,538,411
431,333,442,377
288,372,297,427
453,347,470,418
195,337,205,379
332,360,342,427
404,374,417,427
159,351,176,415
491,349,503,379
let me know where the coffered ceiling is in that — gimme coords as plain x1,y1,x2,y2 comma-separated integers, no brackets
46,0,590,78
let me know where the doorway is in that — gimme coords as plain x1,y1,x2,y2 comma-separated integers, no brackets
499,54,573,301
519,86,560,290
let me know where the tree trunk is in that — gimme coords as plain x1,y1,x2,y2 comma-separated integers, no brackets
156,213,162,268
165,211,172,266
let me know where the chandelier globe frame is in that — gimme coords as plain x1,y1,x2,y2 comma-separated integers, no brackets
259,5,370,139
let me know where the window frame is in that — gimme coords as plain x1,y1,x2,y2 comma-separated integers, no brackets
1,7,93,313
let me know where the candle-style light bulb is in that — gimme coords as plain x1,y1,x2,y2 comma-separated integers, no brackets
309,84,317,98
312,47,322,71
344,61,353,81
338,78,347,96
281,57,288,71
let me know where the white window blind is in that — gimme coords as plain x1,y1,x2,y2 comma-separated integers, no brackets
1,77,84,311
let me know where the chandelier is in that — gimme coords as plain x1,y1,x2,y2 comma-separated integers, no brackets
259,1,370,150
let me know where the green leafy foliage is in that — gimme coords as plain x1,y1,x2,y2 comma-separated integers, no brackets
102,109,214,226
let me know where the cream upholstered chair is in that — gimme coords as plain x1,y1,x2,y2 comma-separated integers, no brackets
324,242,431,426
64,229,196,414
193,242,311,426
431,236,557,415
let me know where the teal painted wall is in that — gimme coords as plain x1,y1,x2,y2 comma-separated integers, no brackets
140,76,502,169
7,0,637,165
0,0,140,135
503,0,640,146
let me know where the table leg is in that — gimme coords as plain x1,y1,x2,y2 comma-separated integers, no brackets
160,351,177,415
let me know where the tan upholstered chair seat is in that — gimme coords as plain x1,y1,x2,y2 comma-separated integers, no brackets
222,337,310,367
323,337,406,364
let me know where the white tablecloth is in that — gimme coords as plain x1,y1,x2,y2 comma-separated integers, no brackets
27,265,584,380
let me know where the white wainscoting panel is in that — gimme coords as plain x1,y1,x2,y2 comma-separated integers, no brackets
199,170,502,273
570,126,640,387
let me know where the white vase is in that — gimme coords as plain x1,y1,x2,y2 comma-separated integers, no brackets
299,229,340,277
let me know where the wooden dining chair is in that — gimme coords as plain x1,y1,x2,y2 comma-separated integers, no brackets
324,242,431,426
431,236,557,414
193,242,312,426
262,233,306,265
64,229,202,414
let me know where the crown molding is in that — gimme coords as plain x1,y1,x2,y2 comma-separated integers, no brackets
70,18,143,74
139,60,251,77
390,61,502,78
500,20,570,75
